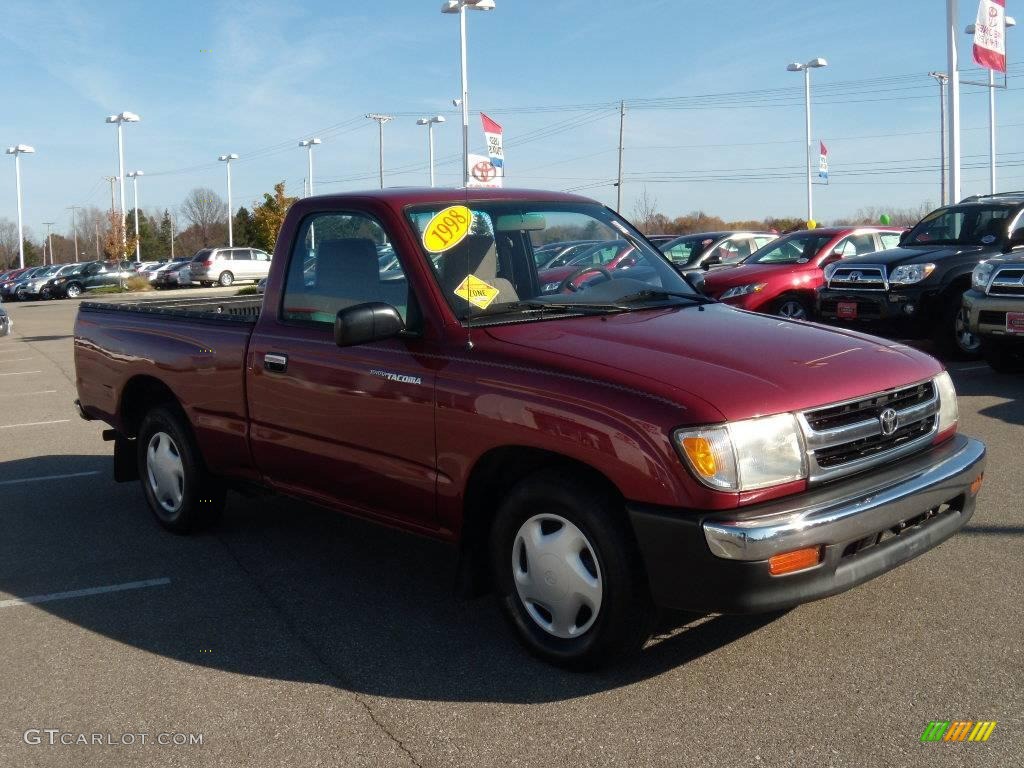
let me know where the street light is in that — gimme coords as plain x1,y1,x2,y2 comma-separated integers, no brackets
127,171,144,260
5,144,34,269
786,58,828,224
365,115,393,189
105,112,141,255
965,17,1016,194
441,0,496,187
298,138,322,197
416,116,447,186
218,154,239,246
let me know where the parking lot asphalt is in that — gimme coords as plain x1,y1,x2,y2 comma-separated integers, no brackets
0,292,1021,768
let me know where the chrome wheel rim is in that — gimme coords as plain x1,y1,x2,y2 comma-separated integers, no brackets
512,514,603,639
778,300,808,320
955,307,980,353
219,273,233,286
66,284,81,297
146,431,184,515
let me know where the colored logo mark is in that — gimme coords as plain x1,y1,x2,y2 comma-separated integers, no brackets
920,721,996,742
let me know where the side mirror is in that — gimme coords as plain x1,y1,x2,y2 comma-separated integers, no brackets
334,302,404,347
1004,229,1024,252
677,267,705,293
898,230,910,246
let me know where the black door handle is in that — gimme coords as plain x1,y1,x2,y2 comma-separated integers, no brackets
263,352,288,373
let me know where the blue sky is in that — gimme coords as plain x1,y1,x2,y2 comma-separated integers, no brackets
1,0,1021,240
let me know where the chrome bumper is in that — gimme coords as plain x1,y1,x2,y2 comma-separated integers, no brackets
703,434,985,561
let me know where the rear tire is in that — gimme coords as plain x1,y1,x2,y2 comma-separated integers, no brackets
981,338,1024,373
218,272,234,287
490,469,655,670
136,405,225,534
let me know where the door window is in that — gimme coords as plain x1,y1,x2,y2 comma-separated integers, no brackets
233,249,252,260
834,234,877,258
281,213,411,327
879,232,902,249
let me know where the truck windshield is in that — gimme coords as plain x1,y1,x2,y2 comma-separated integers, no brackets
405,202,695,323
905,204,1014,246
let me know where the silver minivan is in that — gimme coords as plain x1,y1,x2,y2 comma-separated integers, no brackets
189,247,273,287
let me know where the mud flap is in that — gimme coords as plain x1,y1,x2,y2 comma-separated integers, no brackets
113,436,139,483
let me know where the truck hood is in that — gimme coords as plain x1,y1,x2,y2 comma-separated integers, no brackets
703,262,812,291
841,243,987,267
483,305,942,423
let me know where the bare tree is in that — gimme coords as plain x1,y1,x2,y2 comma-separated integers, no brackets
631,187,662,233
181,188,228,246
0,218,20,269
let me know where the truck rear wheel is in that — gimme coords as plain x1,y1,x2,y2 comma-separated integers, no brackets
136,405,225,533
489,470,655,670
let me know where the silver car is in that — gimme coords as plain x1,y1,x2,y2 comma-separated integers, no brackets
0,298,10,336
189,247,273,287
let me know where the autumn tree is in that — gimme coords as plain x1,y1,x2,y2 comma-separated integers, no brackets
181,188,228,246
101,211,138,261
252,183,298,253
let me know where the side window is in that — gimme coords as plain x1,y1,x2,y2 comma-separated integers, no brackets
234,249,252,261
254,250,270,262
281,212,411,327
849,234,877,255
879,232,902,249
718,238,754,264
754,236,776,249
216,250,230,261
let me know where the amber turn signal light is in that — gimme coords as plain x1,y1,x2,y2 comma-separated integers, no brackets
768,546,823,576
680,436,717,477
969,473,984,496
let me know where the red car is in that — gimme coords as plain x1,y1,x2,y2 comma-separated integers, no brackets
702,227,904,319
537,240,638,293
74,189,984,669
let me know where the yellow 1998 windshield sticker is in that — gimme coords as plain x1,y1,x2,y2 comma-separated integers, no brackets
454,274,500,309
422,205,472,253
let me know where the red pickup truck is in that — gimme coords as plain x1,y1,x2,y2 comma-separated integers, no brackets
74,188,986,669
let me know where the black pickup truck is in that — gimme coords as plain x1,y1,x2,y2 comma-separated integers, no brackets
817,194,1024,357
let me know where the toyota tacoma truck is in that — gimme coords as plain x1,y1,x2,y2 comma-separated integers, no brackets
74,188,986,669
817,194,1024,357
963,253,1024,371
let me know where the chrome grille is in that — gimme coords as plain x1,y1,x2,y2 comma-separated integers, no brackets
798,381,939,483
987,267,1024,297
826,264,888,291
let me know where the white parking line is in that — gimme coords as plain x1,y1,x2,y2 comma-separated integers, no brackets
0,370,41,376
952,364,990,372
0,471,101,487
0,578,171,609
0,390,57,397
0,419,71,429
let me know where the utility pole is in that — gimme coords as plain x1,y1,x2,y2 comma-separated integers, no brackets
42,221,55,264
928,72,949,205
616,100,626,213
67,206,82,262
105,176,117,214
365,114,393,189
95,221,100,259
169,211,176,260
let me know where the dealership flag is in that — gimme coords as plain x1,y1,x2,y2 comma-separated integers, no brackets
973,0,1007,72
481,113,504,172
818,141,829,181
467,153,502,188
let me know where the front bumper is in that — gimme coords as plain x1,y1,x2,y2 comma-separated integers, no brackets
817,286,933,329
628,434,985,613
962,288,1024,340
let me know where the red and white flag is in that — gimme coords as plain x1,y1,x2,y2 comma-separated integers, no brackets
973,0,1007,73
818,141,829,180
481,113,504,172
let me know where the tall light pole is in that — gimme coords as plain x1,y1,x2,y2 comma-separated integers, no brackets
105,112,140,255
786,58,828,224
947,0,962,203
928,72,949,205
67,206,82,263
298,138,322,196
42,222,55,265
416,116,446,186
365,114,393,189
442,0,496,187
965,17,1015,195
5,144,34,268
218,154,238,246
127,171,144,260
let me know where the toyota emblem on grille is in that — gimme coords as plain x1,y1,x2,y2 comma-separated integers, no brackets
879,407,899,436
848,271,863,282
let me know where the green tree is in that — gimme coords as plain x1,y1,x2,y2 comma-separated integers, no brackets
157,210,174,256
233,206,256,247
252,183,298,253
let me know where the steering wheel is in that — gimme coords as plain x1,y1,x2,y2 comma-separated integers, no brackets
558,265,614,293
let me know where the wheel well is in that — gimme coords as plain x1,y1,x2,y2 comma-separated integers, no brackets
120,376,180,437
454,446,622,599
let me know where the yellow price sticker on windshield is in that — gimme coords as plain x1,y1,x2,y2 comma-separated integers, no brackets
422,205,473,253
454,274,500,309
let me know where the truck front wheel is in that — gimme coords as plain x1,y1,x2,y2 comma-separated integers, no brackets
490,470,655,670
981,338,1024,373
137,405,225,533
936,295,981,359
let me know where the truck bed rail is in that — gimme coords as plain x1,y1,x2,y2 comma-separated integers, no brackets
79,295,262,323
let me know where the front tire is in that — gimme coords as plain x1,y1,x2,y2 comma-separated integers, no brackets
64,282,82,298
981,338,1024,373
218,271,234,287
936,294,981,359
137,405,225,533
773,295,811,321
490,470,655,670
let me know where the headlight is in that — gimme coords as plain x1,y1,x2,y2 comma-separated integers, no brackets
889,263,936,285
541,281,561,293
674,413,806,492
934,371,959,436
823,262,841,280
972,261,995,291
719,282,767,300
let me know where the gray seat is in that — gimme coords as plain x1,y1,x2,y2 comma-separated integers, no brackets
439,234,519,306
284,238,383,323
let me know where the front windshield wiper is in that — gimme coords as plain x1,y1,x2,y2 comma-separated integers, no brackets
616,289,718,306
466,300,631,322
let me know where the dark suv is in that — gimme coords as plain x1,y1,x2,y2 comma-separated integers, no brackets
817,194,1024,356
49,261,130,298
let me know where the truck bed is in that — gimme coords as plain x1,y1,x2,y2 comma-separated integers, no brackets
79,294,262,323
